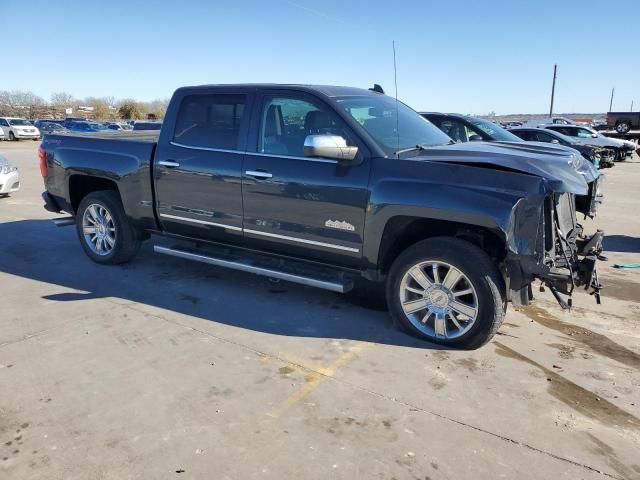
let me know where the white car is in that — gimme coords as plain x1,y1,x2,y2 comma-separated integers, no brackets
0,117,40,141
0,127,4,141
0,154,20,197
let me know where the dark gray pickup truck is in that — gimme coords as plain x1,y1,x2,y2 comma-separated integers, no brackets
606,111,640,134
39,84,604,349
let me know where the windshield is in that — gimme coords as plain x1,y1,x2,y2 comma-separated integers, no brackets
468,118,522,142
9,119,30,126
335,95,451,155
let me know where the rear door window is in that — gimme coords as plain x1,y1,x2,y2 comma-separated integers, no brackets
173,94,246,150
534,132,555,142
511,130,532,141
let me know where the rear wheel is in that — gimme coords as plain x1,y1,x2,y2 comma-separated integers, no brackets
616,121,630,134
386,237,505,349
75,190,141,265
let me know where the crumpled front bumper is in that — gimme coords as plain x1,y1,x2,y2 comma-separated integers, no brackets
541,227,604,307
505,191,604,308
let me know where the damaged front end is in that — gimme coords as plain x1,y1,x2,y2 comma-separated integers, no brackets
506,190,604,309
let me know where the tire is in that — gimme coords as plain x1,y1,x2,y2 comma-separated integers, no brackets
386,237,506,349
616,121,630,134
9,132,16,141
75,190,142,265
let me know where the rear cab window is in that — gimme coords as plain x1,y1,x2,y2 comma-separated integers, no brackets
173,94,246,150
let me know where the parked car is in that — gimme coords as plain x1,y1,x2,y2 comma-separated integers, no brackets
38,122,70,136
421,113,606,171
132,121,162,131
508,127,614,168
40,83,604,349
421,113,524,143
0,154,20,197
542,124,635,160
0,127,4,141
0,117,40,141
68,121,108,133
63,117,88,128
106,123,133,131
34,119,65,129
590,119,608,131
605,111,640,133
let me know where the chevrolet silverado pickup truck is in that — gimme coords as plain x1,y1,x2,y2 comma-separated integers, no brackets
40,84,604,349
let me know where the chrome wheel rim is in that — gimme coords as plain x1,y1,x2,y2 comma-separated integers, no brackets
82,203,116,256
399,260,478,340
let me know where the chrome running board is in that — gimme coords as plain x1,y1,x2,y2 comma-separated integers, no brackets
154,245,351,293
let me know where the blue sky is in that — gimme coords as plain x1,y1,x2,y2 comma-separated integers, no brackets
5,0,639,114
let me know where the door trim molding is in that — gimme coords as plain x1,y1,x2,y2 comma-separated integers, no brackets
159,213,243,231
244,228,359,253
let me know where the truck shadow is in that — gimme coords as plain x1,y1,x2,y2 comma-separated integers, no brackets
0,219,445,350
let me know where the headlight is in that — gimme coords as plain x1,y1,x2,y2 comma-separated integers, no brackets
1,165,17,175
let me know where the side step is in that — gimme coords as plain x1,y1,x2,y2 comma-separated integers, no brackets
53,217,75,227
154,244,353,293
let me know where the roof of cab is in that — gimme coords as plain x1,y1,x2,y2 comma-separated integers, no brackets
176,84,381,98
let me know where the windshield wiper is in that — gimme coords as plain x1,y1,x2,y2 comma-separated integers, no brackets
394,144,428,156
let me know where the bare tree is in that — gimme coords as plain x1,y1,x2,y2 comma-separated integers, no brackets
50,92,77,108
0,90,45,116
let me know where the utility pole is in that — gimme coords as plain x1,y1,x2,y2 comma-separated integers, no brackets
549,64,557,117
631,100,634,112
609,88,615,112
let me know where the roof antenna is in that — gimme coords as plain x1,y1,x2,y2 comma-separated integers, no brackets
393,40,400,158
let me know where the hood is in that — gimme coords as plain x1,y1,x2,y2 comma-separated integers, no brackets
590,135,624,147
410,141,591,194
494,140,598,183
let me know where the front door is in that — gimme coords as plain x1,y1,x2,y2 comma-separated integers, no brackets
241,92,371,267
154,89,252,243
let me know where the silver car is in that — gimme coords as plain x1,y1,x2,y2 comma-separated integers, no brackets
0,154,20,197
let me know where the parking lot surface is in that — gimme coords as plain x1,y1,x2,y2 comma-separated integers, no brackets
1,141,639,479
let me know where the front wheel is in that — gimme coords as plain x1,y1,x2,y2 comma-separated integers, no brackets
76,190,142,265
9,132,16,141
386,237,506,349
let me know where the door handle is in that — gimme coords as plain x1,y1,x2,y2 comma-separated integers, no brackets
158,160,180,168
245,170,273,179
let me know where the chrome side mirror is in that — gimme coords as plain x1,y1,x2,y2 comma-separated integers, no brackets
551,139,559,144
303,135,358,161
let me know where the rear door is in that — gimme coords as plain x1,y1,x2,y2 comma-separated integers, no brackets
240,90,371,267
153,88,253,243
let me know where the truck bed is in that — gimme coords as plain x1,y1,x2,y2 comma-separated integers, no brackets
41,132,158,231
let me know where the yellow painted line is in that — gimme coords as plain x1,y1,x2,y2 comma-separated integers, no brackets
267,341,374,418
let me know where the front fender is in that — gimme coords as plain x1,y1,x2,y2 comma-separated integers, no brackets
362,158,549,271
